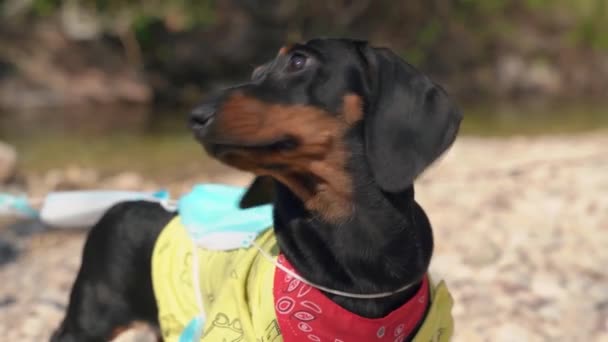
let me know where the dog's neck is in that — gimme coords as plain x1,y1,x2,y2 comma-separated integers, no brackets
272,179,433,319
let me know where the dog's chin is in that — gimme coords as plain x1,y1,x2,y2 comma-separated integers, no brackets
201,136,296,157
200,137,297,172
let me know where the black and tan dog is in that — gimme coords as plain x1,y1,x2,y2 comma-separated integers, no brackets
52,38,462,341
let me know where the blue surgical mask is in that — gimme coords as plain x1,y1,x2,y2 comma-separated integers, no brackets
178,183,274,250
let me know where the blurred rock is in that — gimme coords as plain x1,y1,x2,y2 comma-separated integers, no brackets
527,61,562,95
530,273,566,300
0,22,152,109
497,55,527,92
0,239,18,266
495,322,537,342
497,56,562,96
10,219,47,237
0,142,17,183
59,1,102,40
44,167,99,190
462,237,501,267
101,172,145,190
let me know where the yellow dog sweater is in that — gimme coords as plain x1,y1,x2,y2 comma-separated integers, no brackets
152,217,454,341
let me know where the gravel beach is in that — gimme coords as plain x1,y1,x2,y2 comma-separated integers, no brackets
1,132,607,341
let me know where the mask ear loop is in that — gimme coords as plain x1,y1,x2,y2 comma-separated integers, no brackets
190,240,205,340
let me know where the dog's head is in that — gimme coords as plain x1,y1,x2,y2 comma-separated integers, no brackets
190,38,462,221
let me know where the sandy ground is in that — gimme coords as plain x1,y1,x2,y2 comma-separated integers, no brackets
1,132,607,341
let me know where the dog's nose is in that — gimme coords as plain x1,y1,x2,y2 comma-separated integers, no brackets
189,103,216,130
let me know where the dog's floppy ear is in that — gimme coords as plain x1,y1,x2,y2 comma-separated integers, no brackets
239,176,275,209
357,44,462,193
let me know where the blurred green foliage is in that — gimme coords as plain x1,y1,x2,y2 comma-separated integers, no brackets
13,0,607,54
452,0,608,47
1,0,606,101
32,0,61,15
28,0,217,32
400,0,608,67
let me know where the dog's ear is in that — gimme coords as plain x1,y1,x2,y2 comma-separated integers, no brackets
239,176,275,209
356,44,463,193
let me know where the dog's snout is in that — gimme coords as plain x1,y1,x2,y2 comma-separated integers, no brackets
189,103,217,130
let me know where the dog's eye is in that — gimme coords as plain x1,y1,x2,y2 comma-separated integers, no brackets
287,53,307,72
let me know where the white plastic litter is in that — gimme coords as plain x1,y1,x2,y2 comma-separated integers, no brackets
38,190,173,228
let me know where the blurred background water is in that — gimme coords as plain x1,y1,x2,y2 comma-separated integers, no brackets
2,101,608,179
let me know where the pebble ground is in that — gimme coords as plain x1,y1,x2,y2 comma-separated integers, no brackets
1,133,606,341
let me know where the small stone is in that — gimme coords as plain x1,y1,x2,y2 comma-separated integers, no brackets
453,328,484,341
22,316,44,336
462,237,501,267
0,239,18,266
0,295,16,308
46,166,99,190
495,323,534,342
595,334,608,342
61,166,99,189
538,301,560,321
531,273,565,299
102,172,144,190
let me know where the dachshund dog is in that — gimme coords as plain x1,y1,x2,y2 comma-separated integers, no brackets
52,38,462,342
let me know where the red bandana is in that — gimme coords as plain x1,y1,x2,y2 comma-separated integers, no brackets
272,254,429,342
